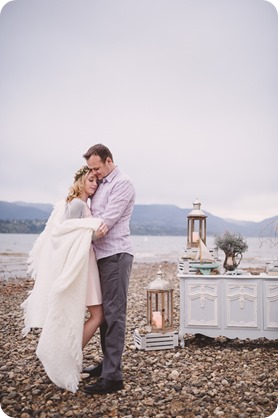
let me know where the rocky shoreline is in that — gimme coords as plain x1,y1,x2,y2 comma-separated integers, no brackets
1,262,277,418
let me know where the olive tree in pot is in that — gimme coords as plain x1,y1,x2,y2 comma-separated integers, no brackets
214,231,248,271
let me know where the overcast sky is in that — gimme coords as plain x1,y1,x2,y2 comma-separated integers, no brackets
0,0,277,222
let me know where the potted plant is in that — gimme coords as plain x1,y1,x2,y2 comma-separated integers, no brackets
214,231,248,271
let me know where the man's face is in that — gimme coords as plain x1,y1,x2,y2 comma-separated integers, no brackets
87,155,112,180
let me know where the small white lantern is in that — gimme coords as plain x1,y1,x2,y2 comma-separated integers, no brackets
187,198,207,248
146,268,174,333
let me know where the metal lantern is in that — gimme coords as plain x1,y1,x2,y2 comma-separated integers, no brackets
146,268,174,333
187,198,207,248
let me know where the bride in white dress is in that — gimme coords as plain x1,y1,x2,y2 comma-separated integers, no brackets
21,166,108,393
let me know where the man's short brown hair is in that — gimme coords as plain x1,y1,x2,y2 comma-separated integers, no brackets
83,144,113,163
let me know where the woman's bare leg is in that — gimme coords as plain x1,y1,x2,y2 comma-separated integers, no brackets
82,304,104,349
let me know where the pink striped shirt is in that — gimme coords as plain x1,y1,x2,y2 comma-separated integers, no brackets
90,167,135,260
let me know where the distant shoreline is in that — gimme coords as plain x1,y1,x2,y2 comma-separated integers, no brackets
0,233,277,281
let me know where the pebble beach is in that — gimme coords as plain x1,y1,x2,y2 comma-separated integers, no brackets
1,261,278,418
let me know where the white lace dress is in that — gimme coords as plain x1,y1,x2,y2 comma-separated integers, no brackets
65,198,102,306
21,199,103,392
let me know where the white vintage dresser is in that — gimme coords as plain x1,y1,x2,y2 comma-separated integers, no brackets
178,272,278,346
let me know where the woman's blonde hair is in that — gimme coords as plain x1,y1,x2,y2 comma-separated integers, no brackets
66,166,92,203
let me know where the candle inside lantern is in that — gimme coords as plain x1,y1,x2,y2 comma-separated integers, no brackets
192,231,199,242
152,311,162,328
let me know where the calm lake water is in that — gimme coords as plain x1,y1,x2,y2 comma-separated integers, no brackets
0,233,277,280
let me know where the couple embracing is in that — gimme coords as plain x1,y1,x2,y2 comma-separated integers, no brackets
22,144,135,395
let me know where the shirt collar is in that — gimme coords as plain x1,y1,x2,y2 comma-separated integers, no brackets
102,166,118,184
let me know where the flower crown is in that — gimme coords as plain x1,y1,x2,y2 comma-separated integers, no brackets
74,165,91,182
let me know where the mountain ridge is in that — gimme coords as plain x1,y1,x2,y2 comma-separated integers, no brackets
0,200,277,237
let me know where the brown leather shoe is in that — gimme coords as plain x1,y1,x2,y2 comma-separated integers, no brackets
84,378,124,394
82,363,102,378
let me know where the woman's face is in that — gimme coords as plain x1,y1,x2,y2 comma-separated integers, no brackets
84,173,98,197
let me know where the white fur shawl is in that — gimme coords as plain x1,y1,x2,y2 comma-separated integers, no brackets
21,200,102,393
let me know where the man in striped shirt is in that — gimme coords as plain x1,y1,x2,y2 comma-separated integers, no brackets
82,144,135,395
